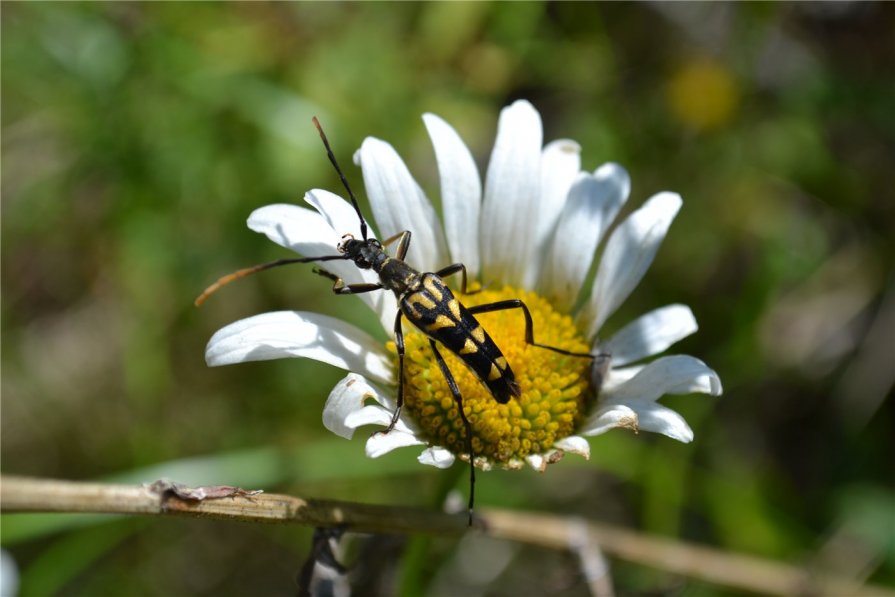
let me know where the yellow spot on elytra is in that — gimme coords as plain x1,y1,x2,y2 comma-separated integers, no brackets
423,276,443,302
410,292,436,310
470,326,485,343
488,363,501,381
427,315,454,331
406,303,421,320
448,299,461,320
394,286,593,469
460,338,477,355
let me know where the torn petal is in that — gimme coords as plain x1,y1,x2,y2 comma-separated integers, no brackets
627,401,694,443
323,373,391,439
554,435,591,460
418,446,455,469
580,403,639,437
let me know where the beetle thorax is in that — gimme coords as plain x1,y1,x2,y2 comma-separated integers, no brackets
378,258,420,295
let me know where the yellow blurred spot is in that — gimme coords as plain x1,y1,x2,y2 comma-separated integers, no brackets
667,59,738,132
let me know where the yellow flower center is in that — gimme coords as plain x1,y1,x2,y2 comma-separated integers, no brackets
391,286,593,468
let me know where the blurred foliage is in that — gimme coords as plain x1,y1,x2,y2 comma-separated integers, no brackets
2,2,893,595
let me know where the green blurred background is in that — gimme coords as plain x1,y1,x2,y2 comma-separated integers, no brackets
2,2,893,595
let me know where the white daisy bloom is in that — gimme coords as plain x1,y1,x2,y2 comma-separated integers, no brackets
205,100,722,473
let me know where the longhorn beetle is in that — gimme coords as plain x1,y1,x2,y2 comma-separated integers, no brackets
197,117,597,524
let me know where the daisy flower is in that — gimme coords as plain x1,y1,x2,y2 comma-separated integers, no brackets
204,100,722,475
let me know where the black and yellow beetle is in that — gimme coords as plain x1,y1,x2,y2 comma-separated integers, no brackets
197,117,596,523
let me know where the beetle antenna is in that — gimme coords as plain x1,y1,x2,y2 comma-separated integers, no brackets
312,116,368,241
194,254,346,306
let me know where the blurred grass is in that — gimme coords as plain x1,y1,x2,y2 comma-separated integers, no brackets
2,2,893,595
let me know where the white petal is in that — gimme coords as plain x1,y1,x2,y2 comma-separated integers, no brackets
344,405,417,433
344,405,394,429
204,310,394,385
322,373,391,439
580,401,694,443
526,453,547,472
354,137,448,273
423,113,482,278
303,189,371,241
666,365,723,396
505,458,525,471
553,435,591,459
580,403,639,436
583,192,683,337
590,352,613,396
605,304,699,366
527,139,581,287
247,203,393,328
475,457,494,472
481,100,543,286
1,550,18,597
365,428,426,458
418,446,456,469
304,189,398,332
627,401,694,443
542,164,630,309
248,203,342,257
602,355,722,404
599,364,641,393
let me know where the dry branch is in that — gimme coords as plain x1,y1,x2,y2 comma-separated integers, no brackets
1,475,890,597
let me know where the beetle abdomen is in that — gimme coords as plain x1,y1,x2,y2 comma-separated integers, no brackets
400,273,520,403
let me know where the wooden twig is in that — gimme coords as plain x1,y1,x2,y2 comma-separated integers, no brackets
0,476,466,535
1,475,891,597
480,510,893,597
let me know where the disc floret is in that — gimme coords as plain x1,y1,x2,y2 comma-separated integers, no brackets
396,287,592,468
